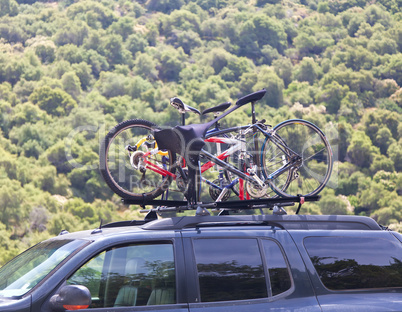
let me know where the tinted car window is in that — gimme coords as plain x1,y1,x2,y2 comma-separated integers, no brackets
0,239,86,298
67,243,175,308
193,238,267,302
261,239,292,296
304,236,402,290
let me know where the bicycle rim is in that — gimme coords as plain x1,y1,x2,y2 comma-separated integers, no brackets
99,119,175,200
262,119,333,197
261,133,292,197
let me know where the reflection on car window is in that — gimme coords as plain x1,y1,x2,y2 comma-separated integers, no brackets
261,240,292,296
304,236,402,290
67,242,175,308
193,238,267,302
0,239,86,298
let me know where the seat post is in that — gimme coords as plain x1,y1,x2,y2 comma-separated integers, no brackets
251,101,256,125
181,113,185,126
251,101,261,174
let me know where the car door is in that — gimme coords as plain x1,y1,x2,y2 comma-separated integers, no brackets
181,225,322,312
298,231,402,312
43,232,189,312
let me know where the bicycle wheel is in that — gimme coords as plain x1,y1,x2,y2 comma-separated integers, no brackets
99,119,176,200
261,119,333,197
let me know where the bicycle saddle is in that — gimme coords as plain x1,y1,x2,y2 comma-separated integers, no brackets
202,102,231,115
236,89,266,106
170,97,201,115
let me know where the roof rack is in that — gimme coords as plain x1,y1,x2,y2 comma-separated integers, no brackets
122,195,320,216
141,215,382,231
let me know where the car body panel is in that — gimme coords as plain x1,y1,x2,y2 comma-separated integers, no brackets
0,215,401,312
181,226,321,312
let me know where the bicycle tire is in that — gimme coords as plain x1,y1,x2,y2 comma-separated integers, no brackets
99,119,176,200
261,119,333,197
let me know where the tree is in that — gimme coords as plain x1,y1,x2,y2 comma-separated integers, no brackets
374,127,396,155
0,181,27,227
65,198,98,224
125,33,148,56
372,205,402,226
0,0,18,17
284,81,315,107
160,7,200,35
373,79,399,99
147,0,185,13
102,35,129,67
72,62,93,91
273,57,293,87
56,44,84,64
95,71,129,98
132,53,159,81
318,189,349,215
347,130,380,168
388,141,402,172
66,1,117,29
293,57,321,85
255,66,284,108
157,47,186,81
238,14,287,58
168,29,202,55
316,81,349,114
45,140,73,174
338,91,363,124
10,102,51,128
109,16,135,40
370,154,395,173
54,22,89,47
61,71,82,100
29,86,77,116
381,54,402,87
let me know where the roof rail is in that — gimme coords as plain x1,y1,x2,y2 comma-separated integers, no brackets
141,215,382,231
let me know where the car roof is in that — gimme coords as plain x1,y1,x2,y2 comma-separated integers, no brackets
46,214,383,243
141,214,382,231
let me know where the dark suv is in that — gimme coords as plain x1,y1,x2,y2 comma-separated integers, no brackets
0,214,401,312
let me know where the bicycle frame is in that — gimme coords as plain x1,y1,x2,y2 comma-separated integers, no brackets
133,118,305,202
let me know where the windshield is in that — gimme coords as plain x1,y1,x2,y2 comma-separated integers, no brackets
0,239,87,298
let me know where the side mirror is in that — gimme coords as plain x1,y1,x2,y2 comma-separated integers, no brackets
50,285,91,311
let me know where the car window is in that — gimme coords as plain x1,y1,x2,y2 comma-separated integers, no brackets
0,239,86,298
261,239,292,296
67,242,175,308
192,238,267,302
304,236,402,290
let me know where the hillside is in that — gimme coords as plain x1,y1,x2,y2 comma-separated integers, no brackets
0,0,401,265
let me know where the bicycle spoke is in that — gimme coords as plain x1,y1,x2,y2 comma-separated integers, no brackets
262,120,332,197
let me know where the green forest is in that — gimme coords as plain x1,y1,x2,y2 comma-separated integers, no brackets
0,0,401,265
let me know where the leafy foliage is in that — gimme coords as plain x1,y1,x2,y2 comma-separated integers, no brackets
0,0,401,265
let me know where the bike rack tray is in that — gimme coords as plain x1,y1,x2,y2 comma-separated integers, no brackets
122,195,320,215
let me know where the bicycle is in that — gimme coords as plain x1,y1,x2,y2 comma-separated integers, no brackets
99,90,333,204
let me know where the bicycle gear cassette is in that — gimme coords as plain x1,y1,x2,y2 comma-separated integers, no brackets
129,150,145,170
209,179,231,201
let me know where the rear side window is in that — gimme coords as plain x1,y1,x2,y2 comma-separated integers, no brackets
304,237,402,291
192,238,292,302
261,240,292,296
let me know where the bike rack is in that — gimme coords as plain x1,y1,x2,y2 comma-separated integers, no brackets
122,195,320,216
